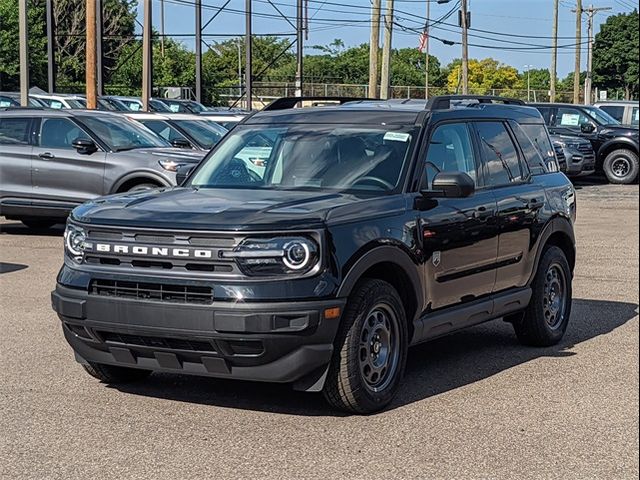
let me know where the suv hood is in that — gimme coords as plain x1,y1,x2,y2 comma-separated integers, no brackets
120,147,206,163
70,187,402,230
599,124,639,137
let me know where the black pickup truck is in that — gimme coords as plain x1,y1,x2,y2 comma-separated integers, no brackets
52,95,577,413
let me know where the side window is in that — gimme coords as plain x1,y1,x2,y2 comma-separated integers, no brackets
475,122,523,186
142,120,186,143
0,118,32,145
424,123,477,188
599,105,625,123
39,118,84,149
535,107,553,125
556,107,591,127
511,122,552,176
631,107,639,127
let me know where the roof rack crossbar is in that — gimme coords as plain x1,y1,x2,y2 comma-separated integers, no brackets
262,96,373,112
426,95,525,110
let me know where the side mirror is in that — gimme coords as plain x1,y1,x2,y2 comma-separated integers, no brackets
581,122,596,133
175,164,195,186
171,138,193,149
422,172,475,198
72,137,98,154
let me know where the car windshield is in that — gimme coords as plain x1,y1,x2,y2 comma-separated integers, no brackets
584,106,620,125
176,120,227,149
77,114,170,151
185,101,207,113
190,124,415,194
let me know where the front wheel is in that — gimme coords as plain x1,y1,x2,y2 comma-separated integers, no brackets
603,149,639,184
323,279,408,414
513,246,572,347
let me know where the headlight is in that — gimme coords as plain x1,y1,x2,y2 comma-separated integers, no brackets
222,237,319,276
158,159,181,172
64,224,88,260
566,143,581,149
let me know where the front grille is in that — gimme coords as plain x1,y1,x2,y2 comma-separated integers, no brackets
89,279,214,304
577,143,593,153
99,331,216,352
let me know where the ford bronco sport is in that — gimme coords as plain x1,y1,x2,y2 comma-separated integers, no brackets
52,96,577,413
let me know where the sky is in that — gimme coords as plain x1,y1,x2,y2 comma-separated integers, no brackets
136,0,637,77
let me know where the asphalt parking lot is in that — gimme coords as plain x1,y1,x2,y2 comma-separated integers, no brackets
1,180,638,480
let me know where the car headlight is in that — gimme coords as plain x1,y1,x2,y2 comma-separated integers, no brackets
158,159,181,172
64,224,89,260
566,143,581,149
222,237,319,276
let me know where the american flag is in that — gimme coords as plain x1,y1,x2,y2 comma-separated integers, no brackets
418,31,428,53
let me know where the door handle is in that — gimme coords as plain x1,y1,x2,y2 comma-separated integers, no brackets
527,199,543,210
38,152,55,159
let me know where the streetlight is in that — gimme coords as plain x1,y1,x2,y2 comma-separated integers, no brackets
524,64,534,102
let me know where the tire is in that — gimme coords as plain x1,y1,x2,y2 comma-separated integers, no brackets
20,218,57,229
513,246,572,347
602,149,639,184
323,279,408,414
82,362,151,384
127,183,159,192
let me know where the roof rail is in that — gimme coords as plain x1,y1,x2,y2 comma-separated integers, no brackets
262,96,373,112
426,95,525,110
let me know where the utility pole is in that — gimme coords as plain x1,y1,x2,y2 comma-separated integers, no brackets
460,0,469,94
295,0,303,98
141,0,152,111
245,0,252,110
573,0,582,104
425,0,430,99
380,0,394,100
160,0,165,57
46,0,55,94
584,5,611,105
96,0,103,96
525,64,533,102
368,0,381,98
86,0,97,109
550,0,558,102
195,0,202,102
18,0,29,106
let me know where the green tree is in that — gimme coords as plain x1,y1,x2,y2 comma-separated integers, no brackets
593,10,639,99
446,58,520,93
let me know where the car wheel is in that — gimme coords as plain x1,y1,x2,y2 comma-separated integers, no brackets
323,279,408,414
82,362,152,384
20,218,57,229
127,183,159,192
603,149,639,184
513,246,572,347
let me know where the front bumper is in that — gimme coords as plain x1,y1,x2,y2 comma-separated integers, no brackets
52,284,345,390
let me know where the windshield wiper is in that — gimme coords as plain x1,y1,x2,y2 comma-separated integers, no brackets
114,145,141,152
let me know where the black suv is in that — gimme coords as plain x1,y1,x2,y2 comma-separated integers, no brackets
530,102,639,184
52,96,577,413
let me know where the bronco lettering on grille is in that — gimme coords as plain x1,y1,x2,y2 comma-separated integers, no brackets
93,243,215,259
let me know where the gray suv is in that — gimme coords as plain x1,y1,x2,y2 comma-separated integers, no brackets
0,109,205,228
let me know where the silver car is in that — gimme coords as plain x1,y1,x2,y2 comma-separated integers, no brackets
0,109,205,228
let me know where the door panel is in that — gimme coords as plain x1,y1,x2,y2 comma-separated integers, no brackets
0,117,34,207
31,117,106,208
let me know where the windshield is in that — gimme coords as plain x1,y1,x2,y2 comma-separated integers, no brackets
77,115,170,151
176,120,226,149
584,106,620,125
190,124,415,194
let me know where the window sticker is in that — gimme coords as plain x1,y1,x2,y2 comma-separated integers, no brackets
383,132,411,142
560,113,580,126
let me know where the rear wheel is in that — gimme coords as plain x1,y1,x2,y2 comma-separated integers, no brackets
20,218,57,229
603,149,639,184
127,182,159,192
513,246,572,346
82,362,151,383
323,279,408,414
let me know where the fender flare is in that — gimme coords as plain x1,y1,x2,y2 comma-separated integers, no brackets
597,138,639,162
527,215,576,285
336,245,424,318
110,170,172,194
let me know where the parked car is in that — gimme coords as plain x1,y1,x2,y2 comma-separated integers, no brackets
530,102,639,184
199,110,248,129
100,96,172,113
594,100,639,127
153,98,208,114
30,94,88,109
51,95,577,414
0,109,205,228
550,134,596,177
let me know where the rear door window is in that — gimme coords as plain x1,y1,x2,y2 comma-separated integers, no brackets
475,122,524,186
598,105,625,123
534,106,553,125
516,123,555,175
0,117,32,145
631,107,639,127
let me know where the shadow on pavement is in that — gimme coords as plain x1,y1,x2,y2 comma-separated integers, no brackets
0,262,29,274
111,298,638,416
0,221,64,236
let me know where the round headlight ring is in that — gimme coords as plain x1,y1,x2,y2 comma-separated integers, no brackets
283,240,311,270
65,226,86,257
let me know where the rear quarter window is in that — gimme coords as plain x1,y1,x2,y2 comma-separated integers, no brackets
513,122,554,175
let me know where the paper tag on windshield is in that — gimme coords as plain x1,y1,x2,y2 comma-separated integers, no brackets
384,132,410,143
